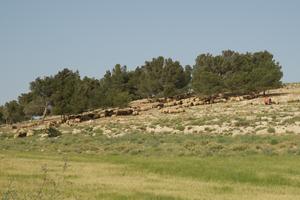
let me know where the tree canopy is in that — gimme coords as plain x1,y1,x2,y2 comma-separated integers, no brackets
2,100,25,124
0,50,283,124
0,106,5,124
192,50,283,97
138,57,190,97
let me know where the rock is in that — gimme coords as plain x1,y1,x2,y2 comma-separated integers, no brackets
176,100,183,105
74,118,81,123
146,126,179,134
11,125,18,129
72,129,81,135
229,96,244,102
166,98,173,103
87,120,94,124
92,125,102,131
116,108,134,116
160,107,185,114
132,111,139,116
182,102,194,108
162,108,170,114
65,117,83,125
104,109,115,117
243,94,256,100
99,113,106,118
26,130,35,137
14,129,27,138
139,106,152,111
151,102,164,109
47,121,58,128
214,98,227,103
81,112,96,121
129,99,151,107
102,129,112,135
40,133,49,138
193,101,203,106
61,130,70,134
164,101,177,107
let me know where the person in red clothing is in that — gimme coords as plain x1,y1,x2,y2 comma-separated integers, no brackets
264,96,272,105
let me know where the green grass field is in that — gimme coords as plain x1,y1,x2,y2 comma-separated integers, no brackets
1,133,300,200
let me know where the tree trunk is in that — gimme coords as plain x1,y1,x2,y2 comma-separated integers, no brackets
42,104,48,121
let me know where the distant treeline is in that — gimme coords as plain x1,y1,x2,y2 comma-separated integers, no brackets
0,50,282,124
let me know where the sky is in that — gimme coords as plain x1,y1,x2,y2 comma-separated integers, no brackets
0,0,300,105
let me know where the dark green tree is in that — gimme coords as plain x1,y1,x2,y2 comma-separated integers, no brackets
138,57,190,97
51,68,81,117
71,77,103,113
248,51,283,94
18,92,44,118
192,50,283,97
138,57,164,97
30,75,57,118
192,54,225,97
161,59,187,96
0,106,5,124
2,100,25,124
127,67,143,99
99,64,132,107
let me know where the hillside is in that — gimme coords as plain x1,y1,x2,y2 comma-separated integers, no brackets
1,83,300,139
1,84,300,200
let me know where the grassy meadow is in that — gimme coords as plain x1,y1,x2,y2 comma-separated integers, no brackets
1,132,300,200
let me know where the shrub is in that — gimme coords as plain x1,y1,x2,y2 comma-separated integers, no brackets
267,127,276,134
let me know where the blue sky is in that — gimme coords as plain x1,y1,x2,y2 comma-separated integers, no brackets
1,0,300,105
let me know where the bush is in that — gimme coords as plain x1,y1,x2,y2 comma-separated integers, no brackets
267,127,276,134
270,139,279,145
